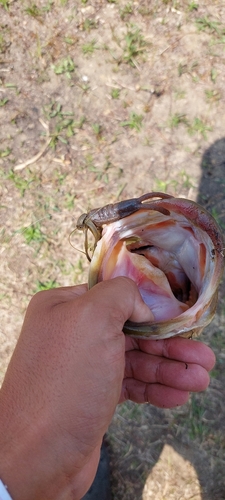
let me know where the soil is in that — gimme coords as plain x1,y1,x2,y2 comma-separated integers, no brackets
0,1,225,499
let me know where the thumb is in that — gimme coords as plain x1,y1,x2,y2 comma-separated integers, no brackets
88,277,154,328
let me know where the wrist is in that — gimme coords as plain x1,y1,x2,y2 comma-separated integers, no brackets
0,394,82,500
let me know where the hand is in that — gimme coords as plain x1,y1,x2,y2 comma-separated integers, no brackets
0,278,215,500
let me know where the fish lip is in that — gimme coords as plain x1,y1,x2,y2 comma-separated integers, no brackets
87,194,224,339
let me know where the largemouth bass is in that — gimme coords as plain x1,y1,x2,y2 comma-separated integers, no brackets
80,193,224,339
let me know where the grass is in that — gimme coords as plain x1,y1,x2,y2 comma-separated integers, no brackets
34,279,59,292
188,117,212,139
121,112,143,131
82,18,97,31
42,101,85,148
52,56,75,78
122,25,148,66
82,39,97,55
168,113,188,128
195,16,221,35
7,170,33,196
0,0,10,10
111,88,120,99
188,1,198,10
25,3,43,18
120,2,134,20
188,395,208,440
0,148,11,158
22,223,46,245
205,89,221,101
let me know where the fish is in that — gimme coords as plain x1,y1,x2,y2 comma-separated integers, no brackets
86,193,224,339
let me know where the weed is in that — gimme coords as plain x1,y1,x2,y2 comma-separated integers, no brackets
34,279,59,292
123,25,147,66
83,18,97,31
205,89,221,101
188,117,212,139
52,56,75,78
0,148,11,158
0,0,9,9
178,63,188,77
7,170,32,196
0,98,8,107
179,170,195,189
92,123,103,138
121,112,143,131
64,193,76,210
43,102,84,148
82,39,97,55
154,178,179,193
154,179,169,193
195,17,221,35
111,88,120,99
188,1,198,11
168,113,188,128
64,36,76,45
25,4,42,18
211,68,217,84
120,3,133,20
42,0,54,12
189,394,207,440
174,89,186,100
22,223,46,245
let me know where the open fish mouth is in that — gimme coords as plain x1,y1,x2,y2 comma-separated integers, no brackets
88,194,224,339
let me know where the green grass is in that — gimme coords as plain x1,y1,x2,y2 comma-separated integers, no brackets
188,117,212,139
168,113,188,128
25,3,42,18
122,25,148,66
120,2,134,20
205,89,221,101
22,223,46,245
7,170,34,196
188,1,198,11
196,16,221,35
0,148,11,158
82,18,97,31
111,88,120,99
33,279,59,292
211,68,217,83
0,0,10,10
52,56,75,78
121,112,143,131
82,39,97,55
188,394,208,440
92,123,103,138
43,102,85,148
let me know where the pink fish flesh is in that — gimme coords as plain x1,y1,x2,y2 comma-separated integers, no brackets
88,194,224,339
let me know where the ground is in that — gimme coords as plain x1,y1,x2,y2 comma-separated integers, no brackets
0,1,225,499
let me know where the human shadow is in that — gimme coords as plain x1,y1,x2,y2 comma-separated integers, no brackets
109,138,225,500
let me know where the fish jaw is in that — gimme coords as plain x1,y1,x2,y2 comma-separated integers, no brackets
88,196,224,340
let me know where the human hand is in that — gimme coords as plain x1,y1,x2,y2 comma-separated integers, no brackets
0,278,215,500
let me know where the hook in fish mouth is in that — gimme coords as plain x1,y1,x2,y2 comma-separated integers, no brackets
86,194,224,340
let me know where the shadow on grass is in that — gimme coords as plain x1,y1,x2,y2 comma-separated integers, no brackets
108,137,225,500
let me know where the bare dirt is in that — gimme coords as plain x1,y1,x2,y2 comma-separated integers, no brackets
0,1,225,499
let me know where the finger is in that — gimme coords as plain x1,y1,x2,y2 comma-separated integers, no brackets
137,337,216,372
125,350,210,391
86,277,154,329
120,379,190,408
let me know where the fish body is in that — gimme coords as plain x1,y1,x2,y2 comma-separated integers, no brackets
87,194,224,339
